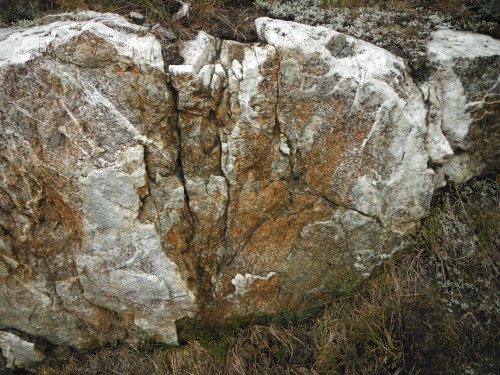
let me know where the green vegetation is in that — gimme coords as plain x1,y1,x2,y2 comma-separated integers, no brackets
39,175,500,374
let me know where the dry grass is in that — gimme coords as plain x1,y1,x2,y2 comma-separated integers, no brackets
26,0,258,42
39,175,500,374
41,0,226,24
0,0,229,38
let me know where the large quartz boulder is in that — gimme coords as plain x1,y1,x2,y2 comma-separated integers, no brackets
0,11,196,361
0,12,498,371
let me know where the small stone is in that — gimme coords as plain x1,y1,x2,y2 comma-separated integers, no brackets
151,24,176,41
128,12,145,25
173,1,191,21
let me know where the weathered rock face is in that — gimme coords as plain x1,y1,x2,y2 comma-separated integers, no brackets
0,11,195,360
0,332,45,372
423,28,500,186
0,12,498,371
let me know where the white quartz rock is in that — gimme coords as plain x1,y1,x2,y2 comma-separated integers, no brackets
256,17,432,225
419,83,454,164
78,147,196,344
1,14,499,372
0,332,45,372
426,28,500,185
179,31,216,73
426,28,500,150
0,11,163,71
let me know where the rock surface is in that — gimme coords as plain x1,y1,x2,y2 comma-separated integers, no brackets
424,28,500,186
0,332,45,372
0,12,498,371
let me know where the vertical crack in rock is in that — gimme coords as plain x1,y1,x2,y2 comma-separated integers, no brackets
272,47,285,156
167,81,196,233
218,128,231,274
164,42,230,319
77,141,196,347
417,82,454,170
